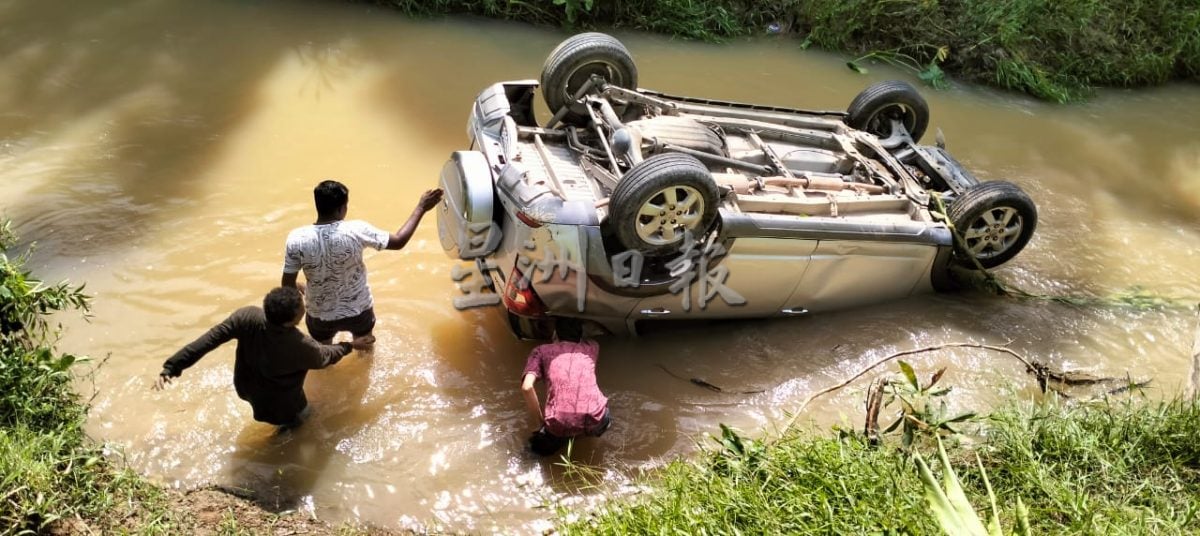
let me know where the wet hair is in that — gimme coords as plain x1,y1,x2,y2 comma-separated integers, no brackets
555,318,584,343
263,287,303,325
314,180,349,217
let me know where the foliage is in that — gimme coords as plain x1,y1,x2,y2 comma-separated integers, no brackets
0,425,170,535
916,437,1031,536
563,396,1200,533
0,220,90,348
366,0,1198,101
848,45,950,89
367,0,746,40
561,427,937,535
789,0,1200,102
981,399,1200,533
0,221,174,534
882,361,976,448
0,221,89,432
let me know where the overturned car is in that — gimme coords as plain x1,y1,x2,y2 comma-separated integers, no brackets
438,32,1037,338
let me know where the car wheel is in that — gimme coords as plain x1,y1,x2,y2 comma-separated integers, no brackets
846,80,930,142
609,153,719,256
947,181,1037,269
541,32,638,125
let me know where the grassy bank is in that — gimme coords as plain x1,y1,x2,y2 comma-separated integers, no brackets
0,221,174,534
368,0,1200,102
560,398,1200,534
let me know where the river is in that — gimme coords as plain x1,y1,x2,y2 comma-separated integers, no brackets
4,0,1200,532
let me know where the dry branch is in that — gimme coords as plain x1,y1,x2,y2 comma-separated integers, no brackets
782,342,1147,433
863,379,884,446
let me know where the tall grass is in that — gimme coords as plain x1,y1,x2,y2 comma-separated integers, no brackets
366,0,746,40
563,399,1200,534
789,0,1200,101
982,400,1200,533
365,0,1200,102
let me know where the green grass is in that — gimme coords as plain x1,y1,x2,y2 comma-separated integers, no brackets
981,400,1200,533
366,0,1200,102
562,399,1200,534
0,222,180,535
0,424,172,534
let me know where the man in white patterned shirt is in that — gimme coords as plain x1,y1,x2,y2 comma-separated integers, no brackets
281,180,442,344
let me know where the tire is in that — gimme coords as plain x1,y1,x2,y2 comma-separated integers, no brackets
609,153,719,256
541,33,638,125
947,181,1037,269
846,80,930,142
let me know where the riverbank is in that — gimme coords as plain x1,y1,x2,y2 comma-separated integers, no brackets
369,0,1200,101
6,212,1200,533
561,398,1200,534
0,223,393,535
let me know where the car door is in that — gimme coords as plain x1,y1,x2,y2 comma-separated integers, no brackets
783,239,937,314
627,236,817,321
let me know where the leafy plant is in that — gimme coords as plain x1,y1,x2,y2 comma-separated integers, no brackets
847,45,950,89
552,0,594,24
881,361,976,448
0,220,90,348
916,436,1031,536
712,423,766,479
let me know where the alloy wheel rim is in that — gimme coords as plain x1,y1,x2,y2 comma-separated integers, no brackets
635,185,705,246
963,206,1023,259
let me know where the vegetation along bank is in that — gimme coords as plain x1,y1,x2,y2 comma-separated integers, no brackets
369,0,1200,102
558,390,1200,534
0,222,392,535
7,217,1199,534
4,2,1199,531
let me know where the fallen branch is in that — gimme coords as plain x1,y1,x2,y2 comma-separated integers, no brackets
1102,377,1153,398
782,342,1146,433
863,379,885,446
656,363,767,395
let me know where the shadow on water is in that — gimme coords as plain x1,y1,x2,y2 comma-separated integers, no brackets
0,0,386,258
223,350,375,512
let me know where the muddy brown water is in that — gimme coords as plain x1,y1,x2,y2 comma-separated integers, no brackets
4,0,1200,531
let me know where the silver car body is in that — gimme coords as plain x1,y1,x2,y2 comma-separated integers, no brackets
437,77,973,337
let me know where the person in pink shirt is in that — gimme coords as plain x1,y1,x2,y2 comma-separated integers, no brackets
520,319,611,456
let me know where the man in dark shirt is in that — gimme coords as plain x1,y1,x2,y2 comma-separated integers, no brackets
154,287,372,428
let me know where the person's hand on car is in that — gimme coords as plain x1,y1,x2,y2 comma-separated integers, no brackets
418,189,444,212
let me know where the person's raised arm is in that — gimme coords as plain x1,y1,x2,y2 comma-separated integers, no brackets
521,373,543,425
386,188,443,250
